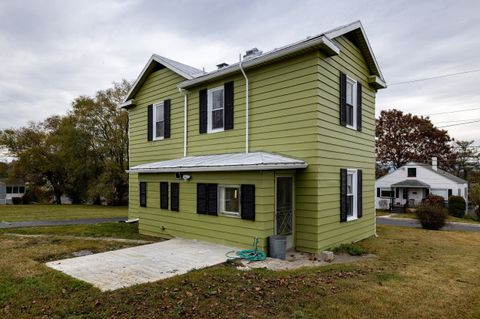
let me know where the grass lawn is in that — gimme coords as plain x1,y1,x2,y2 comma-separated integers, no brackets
0,204,127,222
1,224,480,318
375,209,391,216
389,212,480,224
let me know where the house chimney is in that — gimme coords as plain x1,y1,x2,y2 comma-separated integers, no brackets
432,157,438,171
216,62,229,69
243,48,263,60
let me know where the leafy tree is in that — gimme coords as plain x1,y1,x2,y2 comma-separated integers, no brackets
452,140,479,180
376,109,456,170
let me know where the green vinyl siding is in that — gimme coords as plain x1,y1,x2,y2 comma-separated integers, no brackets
127,34,378,253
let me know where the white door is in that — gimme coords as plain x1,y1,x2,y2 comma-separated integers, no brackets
276,176,294,250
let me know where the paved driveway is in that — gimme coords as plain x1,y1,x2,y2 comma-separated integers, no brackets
46,238,236,291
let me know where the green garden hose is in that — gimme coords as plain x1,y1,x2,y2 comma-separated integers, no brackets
226,237,267,262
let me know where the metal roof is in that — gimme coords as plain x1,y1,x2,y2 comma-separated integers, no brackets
128,152,308,173
391,179,430,188
122,20,386,105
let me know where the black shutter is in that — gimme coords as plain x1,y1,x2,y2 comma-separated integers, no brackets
376,187,380,197
356,83,362,131
199,89,208,134
339,72,347,126
164,99,171,138
340,169,347,222
139,182,147,207
197,184,207,214
207,184,218,215
240,184,255,221
147,104,153,141
224,81,234,130
160,182,168,209
357,170,363,218
448,189,452,197
171,183,179,212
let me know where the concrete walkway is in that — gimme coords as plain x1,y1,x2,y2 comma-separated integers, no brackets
0,217,126,229
46,238,236,291
377,216,480,232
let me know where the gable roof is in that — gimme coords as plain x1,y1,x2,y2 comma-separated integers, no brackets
391,179,430,188
128,152,307,173
122,20,385,106
122,55,205,105
377,162,467,184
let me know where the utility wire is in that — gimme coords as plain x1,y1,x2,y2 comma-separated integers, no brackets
422,107,480,117
435,117,480,124
438,119,480,128
389,68,480,86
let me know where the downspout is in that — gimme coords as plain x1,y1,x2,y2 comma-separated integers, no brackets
239,54,249,153
178,88,188,157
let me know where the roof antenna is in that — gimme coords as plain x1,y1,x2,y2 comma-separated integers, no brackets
202,67,205,72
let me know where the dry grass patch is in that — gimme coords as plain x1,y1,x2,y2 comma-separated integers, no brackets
0,224,480,318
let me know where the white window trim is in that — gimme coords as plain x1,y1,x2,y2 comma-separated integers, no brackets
347,169,358,222
345,76,357,130
218,185,241,218
152,101,164,141
207,86,225,134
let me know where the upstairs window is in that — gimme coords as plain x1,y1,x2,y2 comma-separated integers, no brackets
408,168,416,177
208,86,224,133
345,77,357,128
153,102,165,139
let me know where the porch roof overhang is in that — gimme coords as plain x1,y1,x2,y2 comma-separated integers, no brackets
391,179,430,188
128,152,308,173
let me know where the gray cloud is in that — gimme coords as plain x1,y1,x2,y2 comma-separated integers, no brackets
0,0,479,143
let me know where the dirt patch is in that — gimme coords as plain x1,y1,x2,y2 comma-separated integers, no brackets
237,251,376,271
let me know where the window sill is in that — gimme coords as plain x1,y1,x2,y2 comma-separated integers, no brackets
152,137,165,141
207,128,225,134
345,125,357,131
346,216,358,222
219,212,240,218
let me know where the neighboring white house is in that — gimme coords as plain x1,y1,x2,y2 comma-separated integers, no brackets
375,157,468,210
0,179,26,204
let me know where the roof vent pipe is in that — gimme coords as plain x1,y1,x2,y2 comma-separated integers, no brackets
239,54,249,153
243,48,263,60
432,157,438,171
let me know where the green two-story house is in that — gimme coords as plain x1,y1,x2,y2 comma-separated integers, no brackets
121,21,386,254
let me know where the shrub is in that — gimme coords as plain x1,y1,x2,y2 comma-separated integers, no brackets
332,243,367,256
424,194,445,207
415,204,448,230
448,196,466,218
11,197,22,205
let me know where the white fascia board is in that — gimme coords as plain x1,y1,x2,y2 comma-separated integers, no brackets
178,36,339,89
127,163,308,174
119,99,136,109
368,75,387,89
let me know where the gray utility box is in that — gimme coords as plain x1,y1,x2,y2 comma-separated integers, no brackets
268,235,287,260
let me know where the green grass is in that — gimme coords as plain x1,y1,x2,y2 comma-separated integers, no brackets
390,212,480,224
375,209,391,216
1,224,480,318
0,204,127,222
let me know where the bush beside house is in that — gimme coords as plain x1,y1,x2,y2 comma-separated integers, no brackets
448,196,466,218
415,204,448,230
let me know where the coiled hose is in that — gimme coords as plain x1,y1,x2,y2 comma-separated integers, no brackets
226,237,267,262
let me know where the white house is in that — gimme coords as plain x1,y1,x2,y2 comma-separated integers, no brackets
0,179,26,205
375,157,468,210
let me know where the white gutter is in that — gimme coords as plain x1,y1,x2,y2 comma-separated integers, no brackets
178,88,188,157
239,55,249,153
127,163,308,174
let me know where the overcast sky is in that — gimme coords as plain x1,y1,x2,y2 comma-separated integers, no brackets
1,0,479,145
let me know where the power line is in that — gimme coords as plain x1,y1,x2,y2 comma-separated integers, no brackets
389,68,480,86
422,107,480,117
438,119,480,128
435,117,480,124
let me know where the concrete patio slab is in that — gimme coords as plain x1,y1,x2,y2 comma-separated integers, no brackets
46,238,236,291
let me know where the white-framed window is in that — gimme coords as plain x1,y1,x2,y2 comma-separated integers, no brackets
380,188,394,198
218,185,240,217
346,169,358,221
153,102,164,140
345,76,357,129
207,86,224,133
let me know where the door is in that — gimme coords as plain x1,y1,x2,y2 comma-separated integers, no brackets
276,176,294,250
